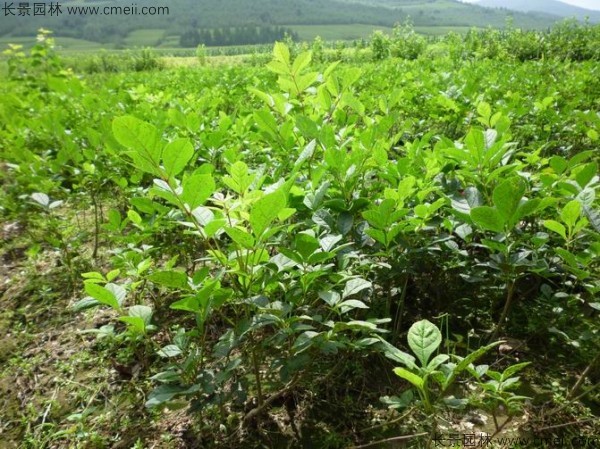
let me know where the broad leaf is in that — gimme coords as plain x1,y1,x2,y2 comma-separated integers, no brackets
493,177,526,222
163,139,194,177
113,116,162,175
225,227,255,249
443,341,501,391
84,283,120,311
145,385,188,407
376,337,417,371
338,299,369,314
560,200,581,230
408,320,441,367
471,206,505,233
544,220,567,240
149,271,188,289
182,174,215,210
342,278,372,299
393,367,424,390
157,345,183,358
250,188,286,237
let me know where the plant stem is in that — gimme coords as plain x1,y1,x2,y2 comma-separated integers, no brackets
568,352,600,400
361,407,415,433
393,275,409,341
348,432,428,449
252,348,263,407
491,415,513,438
91,189,100,260
243,374,300,422
490,279,515,342
491,409,499,432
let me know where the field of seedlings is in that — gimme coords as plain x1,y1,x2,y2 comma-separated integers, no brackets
0,23,599,449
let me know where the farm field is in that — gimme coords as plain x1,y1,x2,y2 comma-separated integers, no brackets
285,24,394,41
0,25,464,53
0,24,599,449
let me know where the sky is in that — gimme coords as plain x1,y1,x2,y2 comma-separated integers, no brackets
459,0,600,10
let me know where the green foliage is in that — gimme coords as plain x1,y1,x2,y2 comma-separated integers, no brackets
196,44,207,65
1,31,599,447
470,361,532,431
367,20,600,62
384,320,501,414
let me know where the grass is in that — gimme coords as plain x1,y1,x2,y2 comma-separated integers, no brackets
287,24,393,41
161,54,249,68
123,29,166,47
0,36,105,52
415,26,473,35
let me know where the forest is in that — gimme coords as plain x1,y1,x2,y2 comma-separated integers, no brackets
0,18,599,449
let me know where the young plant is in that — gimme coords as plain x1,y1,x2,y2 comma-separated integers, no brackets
469,362,531,435
379,319,501,414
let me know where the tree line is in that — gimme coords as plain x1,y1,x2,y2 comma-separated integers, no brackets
180,26,299,47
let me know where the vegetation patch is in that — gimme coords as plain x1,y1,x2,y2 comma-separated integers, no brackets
0,24,598,448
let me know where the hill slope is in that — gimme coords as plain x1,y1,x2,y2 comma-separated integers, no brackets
477,0,600,22
0,0,564,48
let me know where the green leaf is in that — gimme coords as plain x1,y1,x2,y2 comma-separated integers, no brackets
574,162,597,188
273,41,290,65
342,278,372,299
426,354,450,372
493,178,526,222
502,362,531,380
82,271,105,281
148,271,188,289
376,337,417,370
106,269,120,282
112,116,162,175
145,385,188,407
407,319,441,367
560,200,581,230
119,316,146,333
71,297,101,312
549,156,568,174
414,204,429,219
471,206,505,233
543,220,567,240
515,199,540,222
292,51,311,75
338,299,369,314
295,139,316,167
443,341,501,391
224,227,255,249
477,102,492,120
250,188,286,238
129,305,153,324
157,345,182,358
319,291,341,307
170,295,201,313
84,283,120,311
393,367,424,390
182,174,215,209
162,139,194,177
295,233,320,260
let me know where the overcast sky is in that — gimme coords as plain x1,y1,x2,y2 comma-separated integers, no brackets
460,0,600,11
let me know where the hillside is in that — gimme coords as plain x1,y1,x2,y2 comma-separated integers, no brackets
477,0,600,22
0,0,563,48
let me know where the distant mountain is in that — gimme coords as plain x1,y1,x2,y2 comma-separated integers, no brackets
476,0,600,22
0,0,565,48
